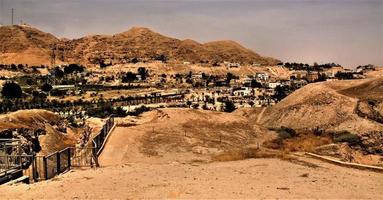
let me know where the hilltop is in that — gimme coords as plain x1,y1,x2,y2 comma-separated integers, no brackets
0,25,280,66
0,25,59,65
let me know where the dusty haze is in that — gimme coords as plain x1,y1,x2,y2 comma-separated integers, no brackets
0,0,382,68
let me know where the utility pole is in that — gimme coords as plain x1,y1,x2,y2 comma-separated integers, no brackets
11,8,14,25
0,0,3,25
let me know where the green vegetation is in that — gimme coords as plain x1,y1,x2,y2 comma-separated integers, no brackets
1,81,23,98
332,131,361,146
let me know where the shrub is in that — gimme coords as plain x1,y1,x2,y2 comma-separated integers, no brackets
41,83,53,92
275,126,297,139
223,101,236,113
192,104,199,109
333,131,361,146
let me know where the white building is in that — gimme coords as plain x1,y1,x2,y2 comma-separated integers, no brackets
255,72,269,81
233,87,252,97
267,82,281,89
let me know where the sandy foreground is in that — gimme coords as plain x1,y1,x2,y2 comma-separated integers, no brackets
0,157,382,199
1,112,383,199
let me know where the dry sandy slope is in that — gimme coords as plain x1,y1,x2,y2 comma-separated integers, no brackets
1,108,383,199
258,78,383,134
1,157,382,199
100,108,274,166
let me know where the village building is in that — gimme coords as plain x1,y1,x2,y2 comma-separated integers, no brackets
291,70,308,79
267,82,281,89
306,72,319,82
232,87,252,97
255,72,269,81
224,61,241,68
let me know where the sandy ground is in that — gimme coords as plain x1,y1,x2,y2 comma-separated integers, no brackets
1,121,383,199
1,157,382,199
1,108,382,199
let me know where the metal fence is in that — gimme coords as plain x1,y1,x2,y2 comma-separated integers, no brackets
0,139,22,175
1,117,115,184
93,117,115,155
70,147,97,167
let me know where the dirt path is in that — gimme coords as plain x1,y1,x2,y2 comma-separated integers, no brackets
99,127,139,166
256,107,267,123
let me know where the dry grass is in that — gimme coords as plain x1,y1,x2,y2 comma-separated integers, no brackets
212,147,293,162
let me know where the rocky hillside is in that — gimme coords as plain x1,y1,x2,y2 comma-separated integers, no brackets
253,78,383,165
0,25,280,66
0,25,59,65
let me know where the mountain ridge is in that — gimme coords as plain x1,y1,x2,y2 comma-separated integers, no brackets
0,25,280,66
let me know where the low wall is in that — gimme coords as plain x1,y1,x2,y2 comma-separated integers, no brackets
305,152,383,173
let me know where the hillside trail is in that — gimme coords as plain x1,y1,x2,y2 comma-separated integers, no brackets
256,107,267,124
98,126,139,166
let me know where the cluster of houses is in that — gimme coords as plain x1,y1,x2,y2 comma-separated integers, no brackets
0,60,379,115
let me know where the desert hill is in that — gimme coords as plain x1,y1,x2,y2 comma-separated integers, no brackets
257,78,383,131
253,78,383,164
0,25,280,66
0,25,59,65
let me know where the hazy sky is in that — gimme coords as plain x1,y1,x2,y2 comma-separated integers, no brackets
0,0,382,67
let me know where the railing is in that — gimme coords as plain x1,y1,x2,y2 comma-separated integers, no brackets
93,117,115,155
0,139,22,175
1,117,115,184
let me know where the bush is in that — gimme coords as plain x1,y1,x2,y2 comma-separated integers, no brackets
128,106,150,116
41,83,53,92
273,126,297,139
223,101,236,113
333,131,361,146
192,104,199,109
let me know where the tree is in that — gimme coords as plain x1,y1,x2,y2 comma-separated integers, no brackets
155,54,167,63
223,101,236,113
226,72,234,86
122,72,137,83
250,80,262,88
99,60,107,68
1,82,22,98
53,67,64,78
41,83,53,92
273,85,290,102
64,64,84,74
138,67,149,80
131,58,139,64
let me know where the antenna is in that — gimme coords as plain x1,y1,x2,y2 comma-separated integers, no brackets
11,8,14,25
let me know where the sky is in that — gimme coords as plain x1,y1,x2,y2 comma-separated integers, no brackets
0,0,382,68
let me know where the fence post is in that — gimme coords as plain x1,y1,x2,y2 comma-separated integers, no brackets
56,152,61,174
32,154,37,182
43,156,48,180
67,148,71,169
